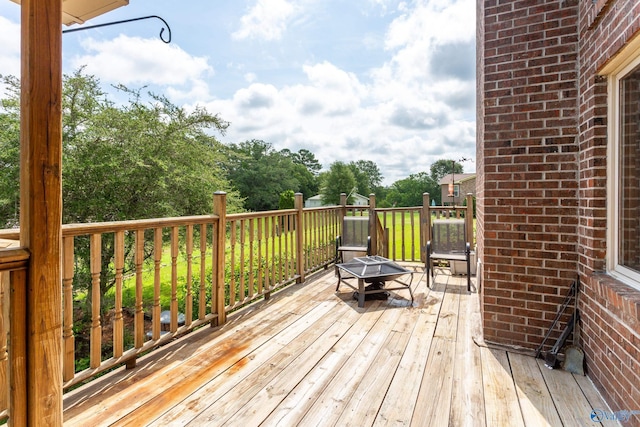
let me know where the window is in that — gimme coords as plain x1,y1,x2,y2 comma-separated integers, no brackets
607,48,640,289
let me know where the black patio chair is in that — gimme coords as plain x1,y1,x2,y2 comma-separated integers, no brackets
426,219,471,292
335,216,371,263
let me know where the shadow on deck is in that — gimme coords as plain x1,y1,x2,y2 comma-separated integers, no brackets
63,266,617,426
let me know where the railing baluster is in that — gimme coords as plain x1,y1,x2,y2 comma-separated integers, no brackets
313,211,320,268
152,228,162,340
186,225,193,327
113,231,125,358
391,211,397,260
90,234,102,369
229,220,236,306
257,218,263,295
170,227,178,332
240,219,246,303
270,216,276,292
134,230,144,351
248,219,255,298
410,210,416,261
284,214,290,280
278,215,283,284
62,236,75,381
199,224,207,320
401,210,406,261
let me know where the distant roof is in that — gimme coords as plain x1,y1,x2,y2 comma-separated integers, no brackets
438,173,476,185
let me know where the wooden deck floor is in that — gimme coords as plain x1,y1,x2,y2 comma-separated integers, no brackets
63,266,618,426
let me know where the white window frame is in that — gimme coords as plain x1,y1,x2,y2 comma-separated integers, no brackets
604,38,640,290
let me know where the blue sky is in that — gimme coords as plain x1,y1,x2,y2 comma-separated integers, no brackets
0,0,476,185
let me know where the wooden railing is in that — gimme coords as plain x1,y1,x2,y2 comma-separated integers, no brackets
0,191,475,423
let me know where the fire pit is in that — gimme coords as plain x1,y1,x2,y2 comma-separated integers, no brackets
335,256,414,307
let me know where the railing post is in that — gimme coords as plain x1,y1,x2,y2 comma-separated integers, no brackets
422,193,431,263
213,192,227,326
9,267,27,427
340,193,347,218
369,194,377,256
0,270,7,417
466,193,474,248
295,193,305,283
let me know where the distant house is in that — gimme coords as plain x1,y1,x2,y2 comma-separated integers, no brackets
304,193,369,208
438,173,476,206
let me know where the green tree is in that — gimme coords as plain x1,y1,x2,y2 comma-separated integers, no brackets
320,161,357,205
348,160,383,196
226,140,304,211
281,148,322,176
279,148,320,198
0,75,20,228
278,190,295,209
0,70,241,313
384,172,438,207
430,159,464,183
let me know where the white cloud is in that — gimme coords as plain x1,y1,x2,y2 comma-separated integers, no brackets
70,35,213,88
0,16,20,78
1,0,474,186
232,0,299,41
188,1,477,185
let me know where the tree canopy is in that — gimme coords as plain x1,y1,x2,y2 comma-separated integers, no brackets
320,161,357,205
430,158,464,183
348,160,384,196
0,69,242,228
224,140,320,211
384,172,439,207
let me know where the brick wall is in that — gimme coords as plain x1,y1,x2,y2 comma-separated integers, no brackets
576,0,640,414
478,0,580,348
478,0,640,415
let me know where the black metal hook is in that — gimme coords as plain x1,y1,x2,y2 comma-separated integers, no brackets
62,15,172,44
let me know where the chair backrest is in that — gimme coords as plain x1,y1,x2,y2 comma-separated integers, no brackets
342,216,369,247
431,219,467,254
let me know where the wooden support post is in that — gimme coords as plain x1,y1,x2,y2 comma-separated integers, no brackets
294,193,305,283
19,0,64,422
340,193,347,219
466,193,474,248
422,193,431,263
369,194,377,256
213,192,227,326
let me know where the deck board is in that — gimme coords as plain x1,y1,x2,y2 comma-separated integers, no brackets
62,267,620,427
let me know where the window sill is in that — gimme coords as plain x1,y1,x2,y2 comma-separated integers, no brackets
590,272,640,329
